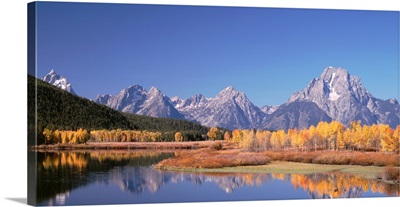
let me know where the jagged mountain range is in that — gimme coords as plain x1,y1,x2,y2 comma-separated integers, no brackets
42,67,400,130
95,85,184,119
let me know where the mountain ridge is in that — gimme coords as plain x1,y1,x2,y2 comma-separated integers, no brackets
44,67,399,130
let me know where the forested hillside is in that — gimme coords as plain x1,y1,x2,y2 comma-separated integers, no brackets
28,75,209,145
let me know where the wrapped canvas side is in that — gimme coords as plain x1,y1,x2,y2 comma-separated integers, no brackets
27,2,38,206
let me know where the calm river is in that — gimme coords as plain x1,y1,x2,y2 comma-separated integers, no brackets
31,150,398,206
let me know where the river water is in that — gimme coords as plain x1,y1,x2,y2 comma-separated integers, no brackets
30,150,398,206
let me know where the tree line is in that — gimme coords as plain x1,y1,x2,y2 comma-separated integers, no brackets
225,121,399,152
42,128,212,144
28,75,210,145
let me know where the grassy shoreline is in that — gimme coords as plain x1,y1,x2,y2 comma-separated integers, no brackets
156,161,390,180
31,140,223,150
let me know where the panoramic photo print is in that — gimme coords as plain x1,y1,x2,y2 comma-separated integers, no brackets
27,1,399,206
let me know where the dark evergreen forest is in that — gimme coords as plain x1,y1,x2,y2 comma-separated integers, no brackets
28,75,210,145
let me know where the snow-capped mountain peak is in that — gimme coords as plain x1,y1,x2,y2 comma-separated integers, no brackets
42,69,76,95
172,86,266,129
287,66,399,128
95,85,184,119
49,69,56,75
148,86,162,96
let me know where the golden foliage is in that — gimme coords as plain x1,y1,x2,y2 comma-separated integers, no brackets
207,127,220,141
174,132,183,142
231,121,399,153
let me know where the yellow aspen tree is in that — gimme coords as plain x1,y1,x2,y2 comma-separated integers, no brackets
74,128,86,144
271,130,286,150
78,128,89,143
342,128,352,150
380,124,395,152
207,127,220,141
336,129,345,150
61,131,69,144
278,130,287,150
174,132,183,142
74,129,82,144
53,129,61,144
224,131,231,142
288,128,298,150
232,129,243,143
68,130,77,144
256,130,269,150
295,129,309,151
393,125,400,152
43,128,54,144
308,125,319,151
240,130,256,151
316,122,330,150
370,124,380,151
270,131,279,150
350,121,362,150
328,121,343,151
361,125,372,150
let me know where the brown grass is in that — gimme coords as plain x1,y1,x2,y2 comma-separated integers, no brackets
261,150,399,167
155,148,271,169
210,142,223,150
155,143,399,170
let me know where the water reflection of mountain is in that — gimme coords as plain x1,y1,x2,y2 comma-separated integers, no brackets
35,151,399,205
95,166,399,199
35,150,174,204
111,167,265,194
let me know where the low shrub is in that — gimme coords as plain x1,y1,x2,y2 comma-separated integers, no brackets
383,166,400,181
210,142,223,150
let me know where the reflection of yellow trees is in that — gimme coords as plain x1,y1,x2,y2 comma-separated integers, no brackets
42,153,88,170
288,173,399,198
271,173,286,181
242,174,255,186
89,151,165,162
200,172,398,197
41,151,166,170
230,122,399,152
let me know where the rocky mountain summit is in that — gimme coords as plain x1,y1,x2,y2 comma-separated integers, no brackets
173,86,266,129
53,66,398,130
42,69,76,95
287,67,399,128
95,85,184,119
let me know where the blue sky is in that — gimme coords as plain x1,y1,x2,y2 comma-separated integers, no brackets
35,2,399,106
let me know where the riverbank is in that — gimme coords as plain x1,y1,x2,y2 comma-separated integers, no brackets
31,140,223,150
153,142,399,182
157,160,388,180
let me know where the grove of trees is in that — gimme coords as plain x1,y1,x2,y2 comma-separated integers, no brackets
42,128,210,144
225,121,399,153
